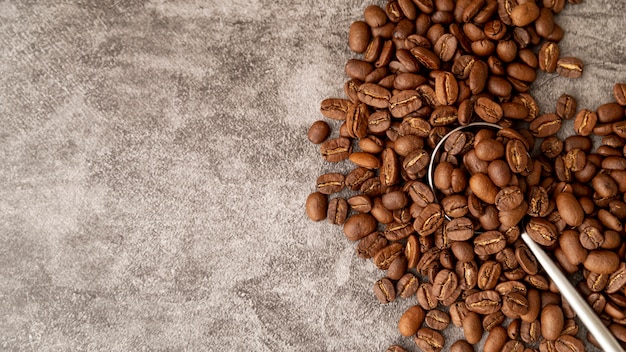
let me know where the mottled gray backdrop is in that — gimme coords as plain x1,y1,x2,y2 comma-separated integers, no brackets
0,1,625,351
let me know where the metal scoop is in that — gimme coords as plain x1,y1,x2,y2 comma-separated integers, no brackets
427,122,624,352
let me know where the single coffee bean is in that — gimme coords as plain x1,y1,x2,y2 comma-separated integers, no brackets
441,194,469,218
475,97,503,123
463,311,483,345
446,217,474,241
584,250,620,274
573,109,597,136
475,139,505,161
356,231,387,259
316,173,345,195
520,320,541,344
344,213,378,241
495,186,523,211
411,46,441,70
506,139,530,174
425,309,451,330
306,192,327,221
398,305,426,336
348,21,371,53
556,191,584,226
363,5,388,28
484,326,507,352
450,340,473,352
470,173,499,204
540,136,563,159
414,328,445,352
483,311,505,332
526,217,557,246
345,59,374,81
327,198,348,225
510,2,540,27
597,102,624,123
307,120,331,144
614,83,626,106
541,304,564,340
403,148,430,175
556,57,584,79
556,93,577,119
530,113,561,137
538,41,560,73
320,137,352,162
435,71,458,105
607,263,626,293
320,98,351,120
554,335,584,352
417,282,439,310
349,152,380,169
385,345,407,352
413,203,444,236
478,260,502,290
374,277,396,304
434,33,458,62
579,220,605,250
465,290,502,315
515,243,539,275
432,269,459,301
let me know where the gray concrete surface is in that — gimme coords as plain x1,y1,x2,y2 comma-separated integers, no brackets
0,0,625,351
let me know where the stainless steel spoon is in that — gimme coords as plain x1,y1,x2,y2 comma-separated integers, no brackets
427,122,624,352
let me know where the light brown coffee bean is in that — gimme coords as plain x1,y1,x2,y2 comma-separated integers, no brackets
614,83,626,106
538,41,560,73
556,57,584,79
450,340,473,352
374,277,396,304
320,137,352,162
530,113,561,137
306,192,327,221
463,311,483,345
327,198,348,225
466,290,502,315
541,305,564,340
470,173,499,204
414,328,445,352
584,250,620,274
356,231,386,259
425,309,450,330
474,231,506,256
398,305,426,336
510,2,540,27
573,109,597,136
556,192,584,226
554,335,584,352
526,217,557,246
435,71,458,105
506,139,530,174
475,97,503,123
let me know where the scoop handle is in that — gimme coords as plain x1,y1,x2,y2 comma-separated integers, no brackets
521,232,624,352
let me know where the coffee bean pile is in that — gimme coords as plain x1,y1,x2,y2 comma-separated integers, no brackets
305,0,626,351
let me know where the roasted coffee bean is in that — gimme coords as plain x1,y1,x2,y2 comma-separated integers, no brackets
463,311,483,345
556,191,584,226
483,311,505,332
320,137,351,162
573,109,597,136
432,269,459,301
345,59,374,81
456,260,478,290
495,186,523,211
541,305,564,340
349,152,380,169
484,326,507,352
527,186,549,217
516,243,539,275
556,93,577,119
465,290,502,315
417,282,439,310
441,195,469,218
357,231,387,259
413,203,444,236
411,46,441,70
478,260,502,290
320,98,351,120
425,309,450,330
316,173,345,195
446,217,474,241
556,57,584,79
345,167,374,191
530,113,561,137
430,106,458,126
344,213,378,241
538,41,560,73
470,173,499,204
475,97,503,123
506,139,530,173
607,263,626,293
414,328,445,352
584,249,620,274
385,345,407,352
403,148,430,175
520,320,541,344
349,21,371,53
450,340,473,352
398,305,425,336
435,71,458,105
474,231,506,256
526,217,557,246
374,277,396,304
308,120,331,144
554,335,584,352
306,192,327,221
406,180,435,207
327,198,348,225
614,83,626,106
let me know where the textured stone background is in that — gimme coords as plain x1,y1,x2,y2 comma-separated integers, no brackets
0,1,624,351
